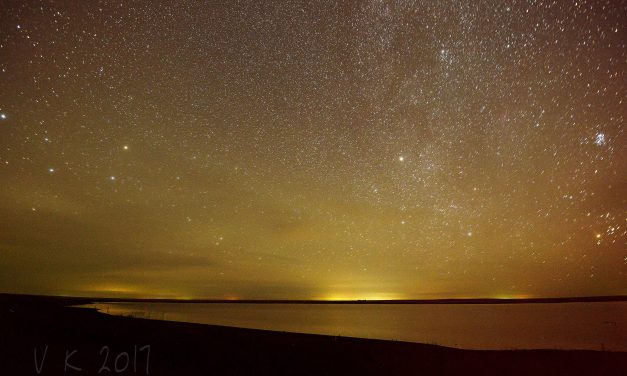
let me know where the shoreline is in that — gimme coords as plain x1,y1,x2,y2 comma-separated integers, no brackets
1,294,626,375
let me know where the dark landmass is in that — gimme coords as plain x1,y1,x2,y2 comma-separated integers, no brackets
1,293,625,375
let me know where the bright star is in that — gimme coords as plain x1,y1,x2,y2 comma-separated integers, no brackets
0,114,6,120
594,133,606,146
48,168,55,173
398,156,405,162
123,145,129,150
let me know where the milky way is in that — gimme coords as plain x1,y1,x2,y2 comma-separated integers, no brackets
0,1,625,299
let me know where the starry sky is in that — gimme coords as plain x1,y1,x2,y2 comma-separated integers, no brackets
0,0,625,299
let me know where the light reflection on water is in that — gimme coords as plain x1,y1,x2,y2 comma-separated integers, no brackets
78,301,627,351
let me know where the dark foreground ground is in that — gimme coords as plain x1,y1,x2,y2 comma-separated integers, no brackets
1,294,625,375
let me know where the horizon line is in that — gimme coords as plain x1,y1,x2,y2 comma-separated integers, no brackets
2,292,627,304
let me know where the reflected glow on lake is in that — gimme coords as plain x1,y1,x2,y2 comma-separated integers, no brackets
80,302,627,351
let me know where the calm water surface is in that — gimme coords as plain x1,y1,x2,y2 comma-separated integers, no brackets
81,302,627,351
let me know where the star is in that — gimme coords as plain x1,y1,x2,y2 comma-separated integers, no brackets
398,156,405,162
48,168,55,173
123,145,129,150
0,113,6,120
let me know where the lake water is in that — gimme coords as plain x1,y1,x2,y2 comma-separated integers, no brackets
80,301,627,351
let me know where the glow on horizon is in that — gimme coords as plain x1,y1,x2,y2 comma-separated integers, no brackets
320,292,407,301
491,293,534,300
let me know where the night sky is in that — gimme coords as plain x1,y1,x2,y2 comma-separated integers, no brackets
0,1,625,299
